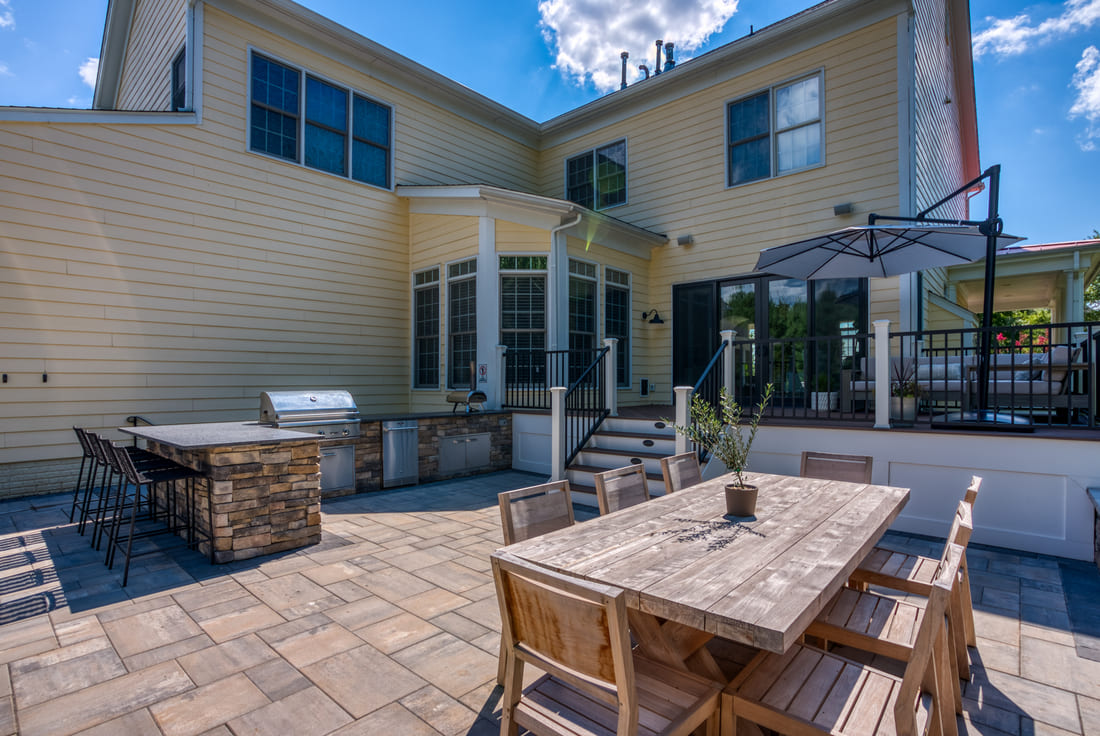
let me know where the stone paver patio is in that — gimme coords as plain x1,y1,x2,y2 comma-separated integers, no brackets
0,469,1096,735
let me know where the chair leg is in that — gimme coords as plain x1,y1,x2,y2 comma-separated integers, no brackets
68,454,89,524
960,554,977,648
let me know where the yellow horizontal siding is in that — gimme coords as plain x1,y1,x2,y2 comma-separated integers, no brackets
496,220,549,252
117,0,186,111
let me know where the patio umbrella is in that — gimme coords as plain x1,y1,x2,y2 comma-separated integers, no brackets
754,223,1023,280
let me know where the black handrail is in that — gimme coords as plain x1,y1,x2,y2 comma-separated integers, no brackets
692,339,729,412
563,346,610,468
125,415,157,447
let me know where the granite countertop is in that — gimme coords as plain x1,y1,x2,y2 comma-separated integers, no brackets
119,422,319,450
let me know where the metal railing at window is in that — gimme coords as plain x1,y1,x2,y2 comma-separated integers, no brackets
563,346,610,468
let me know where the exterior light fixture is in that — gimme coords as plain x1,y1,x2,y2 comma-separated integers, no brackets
641,309,664,324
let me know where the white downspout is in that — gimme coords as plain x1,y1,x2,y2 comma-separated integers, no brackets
548,213,582,351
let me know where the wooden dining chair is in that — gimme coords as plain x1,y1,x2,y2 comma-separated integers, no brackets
594,463,651,515
851,476,982,677
804,501,973,712
498,480,575,546
493,551,722,736
659,451,703,494
722,543,964,736
800,450,873,483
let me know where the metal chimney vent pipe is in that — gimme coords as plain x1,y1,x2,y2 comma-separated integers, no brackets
638,64,649,79
620,51,629,89
654,39,663,74
664,42,675,70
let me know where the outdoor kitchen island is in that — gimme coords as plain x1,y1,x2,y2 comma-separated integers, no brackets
120,422,323,563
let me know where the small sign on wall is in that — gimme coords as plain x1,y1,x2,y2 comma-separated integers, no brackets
478,363,488,383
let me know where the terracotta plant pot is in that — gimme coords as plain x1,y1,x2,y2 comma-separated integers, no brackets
724,483,758,517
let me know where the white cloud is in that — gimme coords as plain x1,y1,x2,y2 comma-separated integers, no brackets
78,57,99,89
538,0,739,92
1069,45,1100,150
972,0,1100,58
0,0,13,30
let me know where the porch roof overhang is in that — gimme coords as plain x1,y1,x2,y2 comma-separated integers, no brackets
946,239,1100,313
396,184,667,257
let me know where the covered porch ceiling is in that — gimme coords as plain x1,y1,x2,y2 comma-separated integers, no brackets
946,239,1100,314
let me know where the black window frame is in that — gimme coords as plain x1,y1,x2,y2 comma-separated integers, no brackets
605,268,631,388
171,47,186,112
248,50,393,189
413,267,440,389
565,139,627,210
447,259,477,390
727,71,823,187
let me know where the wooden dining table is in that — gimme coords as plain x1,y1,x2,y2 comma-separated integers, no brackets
495,471,909,681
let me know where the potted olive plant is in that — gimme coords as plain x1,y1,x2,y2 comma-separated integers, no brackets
672,384,774,516
889,359,920,424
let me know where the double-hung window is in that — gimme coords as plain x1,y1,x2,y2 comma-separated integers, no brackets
249,52,392,188
566,139,627,210
568,259,597,381
171,48,186,111
500,256,547,385
414,268,440,389
448,259,477,389
727,72,822,186
605,268,631,388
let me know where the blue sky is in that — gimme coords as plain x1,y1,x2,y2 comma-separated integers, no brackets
0,0,1096,245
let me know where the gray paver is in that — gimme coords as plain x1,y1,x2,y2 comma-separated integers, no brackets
0,471,1096,735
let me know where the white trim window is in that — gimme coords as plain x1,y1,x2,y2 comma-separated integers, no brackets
249,51,392,189
604,268,631,388
566,139,627,210
568,259,598,380
447,259,477,389
727,72,822,186
500,255,548,385
413,267,440,389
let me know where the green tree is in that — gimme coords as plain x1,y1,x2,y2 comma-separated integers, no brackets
1087,229,1100,322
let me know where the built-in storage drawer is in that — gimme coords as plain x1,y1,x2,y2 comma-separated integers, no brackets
438,433,490,475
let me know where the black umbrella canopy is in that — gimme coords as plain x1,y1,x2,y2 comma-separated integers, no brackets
754,223,1024,280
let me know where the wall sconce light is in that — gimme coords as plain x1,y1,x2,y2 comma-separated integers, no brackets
833,202,854,216
641,309,664,324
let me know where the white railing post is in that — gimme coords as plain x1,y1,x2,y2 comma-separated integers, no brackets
550,386,567,480
873,319,891,429
673,385,694,455
720,329,736,400
495,344,507,410
603,338,619,417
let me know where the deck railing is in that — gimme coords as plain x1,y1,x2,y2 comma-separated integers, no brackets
729,321,1097,430
502,347,604,409
562,346,611,467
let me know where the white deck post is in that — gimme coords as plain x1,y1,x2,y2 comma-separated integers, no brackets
873,319,891,429
550,386,567,480
603,338,619,417
720,329,736,400
673,385,693,455
495,344,507,410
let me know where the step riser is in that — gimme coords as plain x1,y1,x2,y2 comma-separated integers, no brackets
574,451,666,475
588,435,677,453
601,416,676,436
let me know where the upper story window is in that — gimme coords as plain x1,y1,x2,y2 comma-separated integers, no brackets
727,72,822,187
171,48,186,111
566,140,626,210
249,51,392,189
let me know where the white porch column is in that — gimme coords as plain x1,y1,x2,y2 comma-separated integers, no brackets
673,385,693,455
476,216,500,402
603,338,619,416
495,344,507,410
720,329,735,400
873,319,891,429
550,386,567,480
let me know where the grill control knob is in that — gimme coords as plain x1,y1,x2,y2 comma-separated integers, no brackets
342,429,349,435
317,430,325,436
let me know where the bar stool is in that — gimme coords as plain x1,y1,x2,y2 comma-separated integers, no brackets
104,442,205,586
69,427,100,533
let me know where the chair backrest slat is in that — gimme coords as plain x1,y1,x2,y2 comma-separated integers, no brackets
493,551,636,722
800,451,873,484
660,452,702,494
498,481,575,546
594,464,650,515
963,475,982,508
894,542,964,733
945,499,974,550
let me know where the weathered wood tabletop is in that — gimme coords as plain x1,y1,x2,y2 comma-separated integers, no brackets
498,471,909,660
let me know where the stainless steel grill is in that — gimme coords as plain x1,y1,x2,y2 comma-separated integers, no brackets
258,390,361,439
